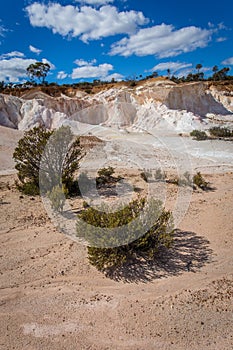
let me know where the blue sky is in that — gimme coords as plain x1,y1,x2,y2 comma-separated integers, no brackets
0,0,232,83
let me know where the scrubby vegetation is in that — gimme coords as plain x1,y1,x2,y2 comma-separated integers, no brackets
76,198,173,272
193,172,208,190
96,166,115,185
47,184,67,212
190,130,208,141
209,126,233,138
13,126,84,196
0,61,232,98
140,171,149,182
190,127,233,141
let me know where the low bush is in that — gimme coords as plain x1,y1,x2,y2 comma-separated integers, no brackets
96,166,116,186
47,185,67,212
140,172,148,182
193,172,208,190
76,198,174,272
190,130,208,140
209,126,233,138
15,181,40,196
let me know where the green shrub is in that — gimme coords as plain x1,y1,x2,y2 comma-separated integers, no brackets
140,172,148,182
15,181,40,196
47,185,67,212
193,172,208,190
190,130,208,140
209,127,233,138
83,200,90,208
76,198,173,272
96,166,115,185
166,175,179,185
13,126,84,196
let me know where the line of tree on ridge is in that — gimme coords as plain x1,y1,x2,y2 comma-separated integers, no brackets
0,62,232,95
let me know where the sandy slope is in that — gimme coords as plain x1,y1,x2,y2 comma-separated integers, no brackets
0,173,232,350
0,126,232,350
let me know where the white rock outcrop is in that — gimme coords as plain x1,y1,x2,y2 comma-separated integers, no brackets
0,81,232,133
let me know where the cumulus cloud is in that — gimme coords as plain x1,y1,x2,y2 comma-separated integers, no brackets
57,71,68,79
25,3,148,42
152,61,192,73
42,58,56,70
71,61,114,79
105,72,124,81
0,54,55,82
0,57,36,82
75,0,114,5
222,57,233,65
74,58,97,66
0,51,25,59
29,45,42,54
110,24,212,58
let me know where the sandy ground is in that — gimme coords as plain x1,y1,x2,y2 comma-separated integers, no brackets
0,126,232,350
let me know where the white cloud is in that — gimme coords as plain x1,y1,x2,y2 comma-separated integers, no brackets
75,0,114,5
216,37,227,42
0,57,36,82
25,3,148,42
104,72,124,81
152,61,192,73
57,71,68,79
42,58,56,70
0,51,25,59
29,45,42,54
74,58,97,66
110,24,212,58
218,22,228,30
0,56,55,82
222,57,233,65
0,24,7,39
71,62,113,79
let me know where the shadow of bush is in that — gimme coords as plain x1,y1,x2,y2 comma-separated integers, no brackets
105,230,213,283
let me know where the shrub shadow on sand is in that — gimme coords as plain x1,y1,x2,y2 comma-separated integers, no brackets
105,230,213,283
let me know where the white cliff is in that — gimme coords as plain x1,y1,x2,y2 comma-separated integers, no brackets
0,80,233,133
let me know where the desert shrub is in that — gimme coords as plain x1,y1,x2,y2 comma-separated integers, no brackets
13,126,83,196
83,200,90,208
166,176,179,185
129,81,137,87
15,181,40,196
209,127,233,138
96,166,115,185
13,127,52,193
193,172,208,190
76,198,173,271
85,88,92,94
190,130,208,140
133,186,142,193
155,169,165,181
140,172,148,182
47,185,67,212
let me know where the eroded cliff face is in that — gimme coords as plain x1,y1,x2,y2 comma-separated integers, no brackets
164,82,232,117
0,94,22,128
0,80,232,133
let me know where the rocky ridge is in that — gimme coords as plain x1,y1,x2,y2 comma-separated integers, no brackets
0,80,233,133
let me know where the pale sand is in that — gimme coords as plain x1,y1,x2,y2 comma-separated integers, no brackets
0,126,232,350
